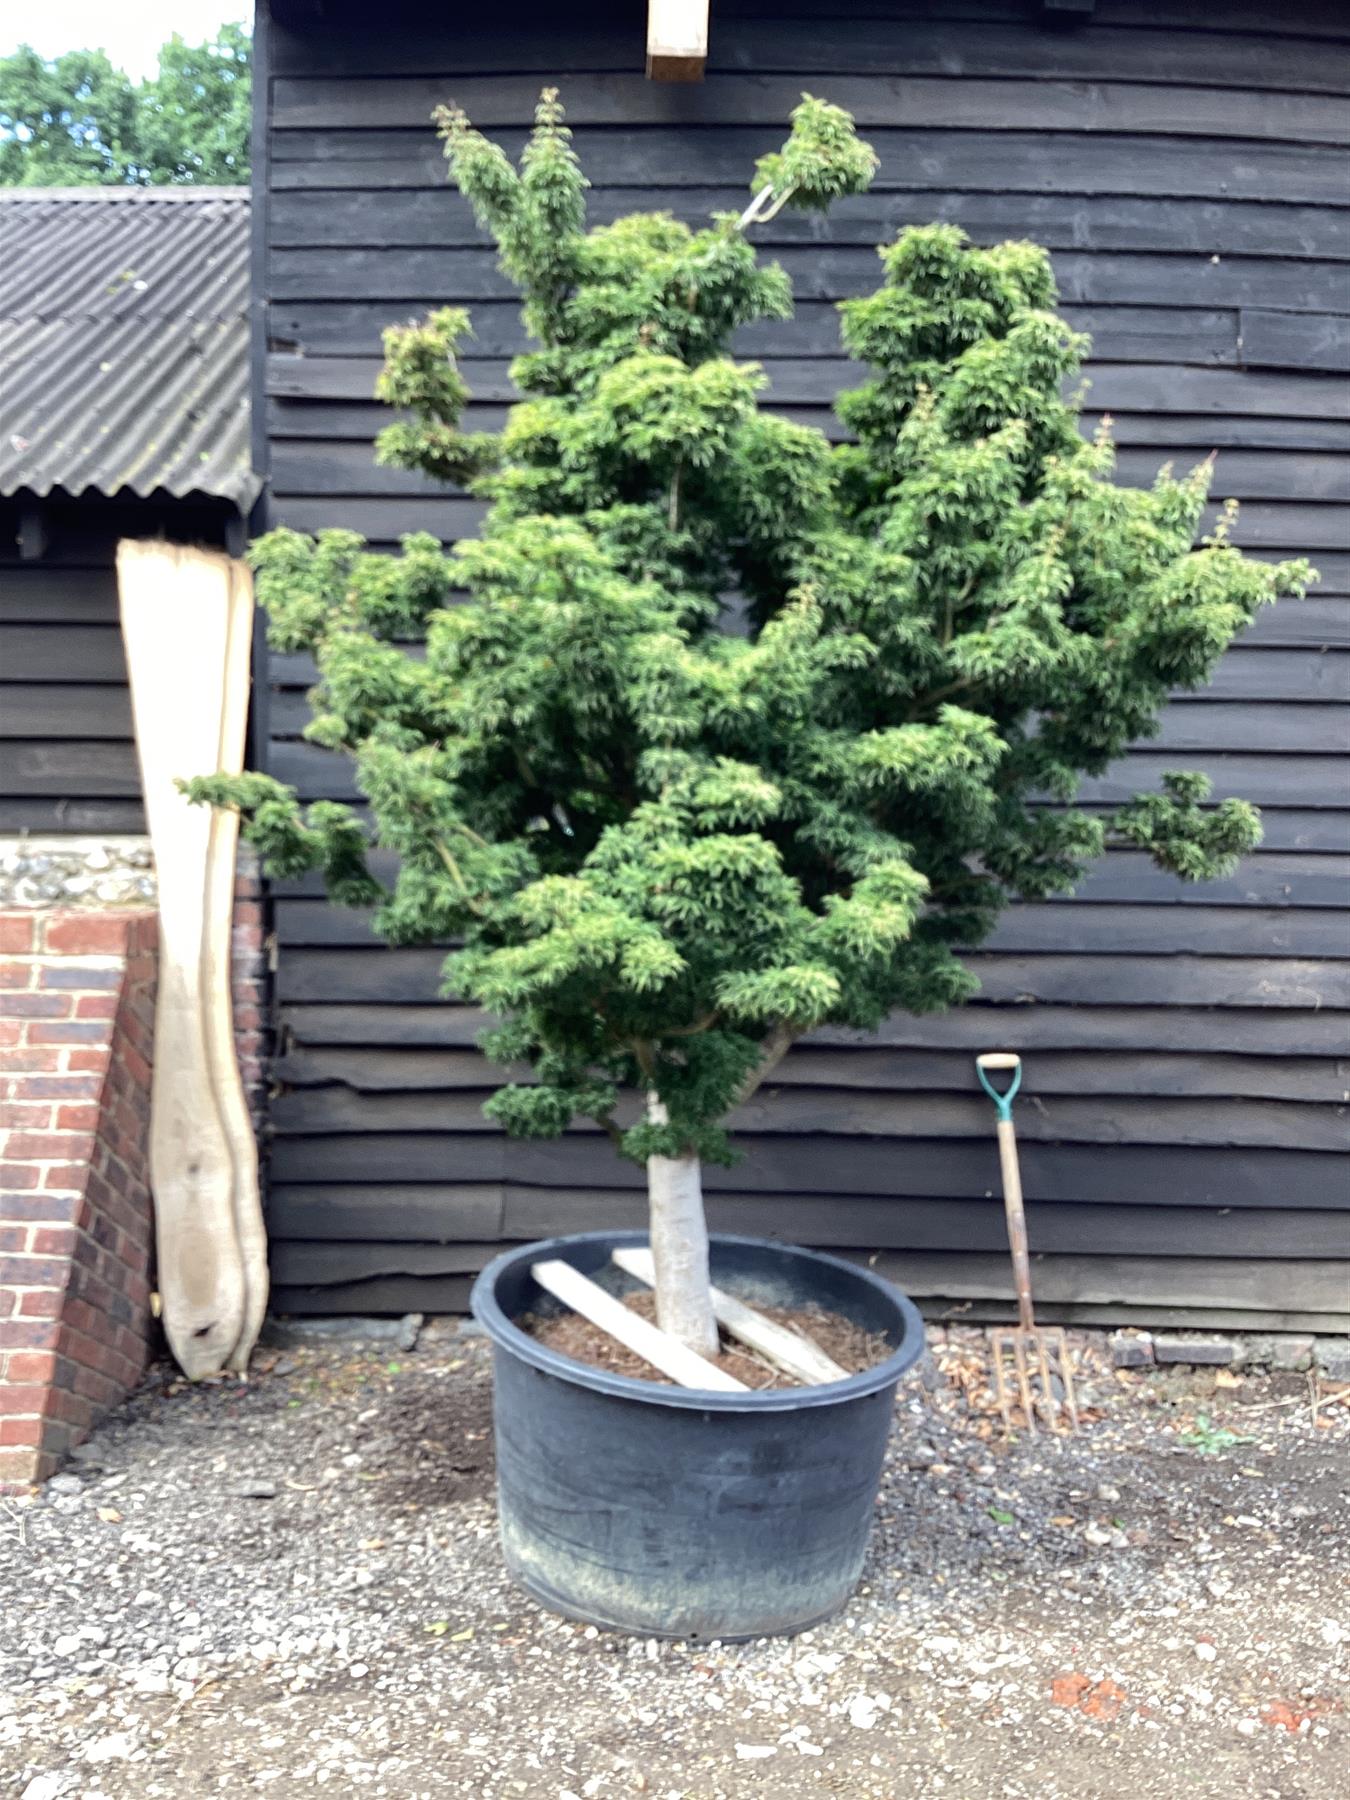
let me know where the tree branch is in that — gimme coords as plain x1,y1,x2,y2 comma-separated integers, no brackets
734,1021,797,1108
589,1110,624,1148
432,838,486,914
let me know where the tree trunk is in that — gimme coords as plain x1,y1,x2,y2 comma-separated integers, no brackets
645,1096,719,1358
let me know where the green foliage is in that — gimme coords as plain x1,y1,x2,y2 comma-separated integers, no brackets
188,93,1313,1166
0,24,250,186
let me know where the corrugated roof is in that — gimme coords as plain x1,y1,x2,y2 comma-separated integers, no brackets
0,187,256,510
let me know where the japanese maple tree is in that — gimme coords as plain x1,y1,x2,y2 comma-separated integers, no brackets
190,95,1310,1353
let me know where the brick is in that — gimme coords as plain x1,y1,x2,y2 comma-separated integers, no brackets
0,1022,20,1046
1235,1333,1315,1371
44,915,134,956
0,1256,67,1288
54,1103,101,1132
0,917,35,953
1151,1335,1238,1367
26,1021,108,1045
0,1385,47,1416
0,1050,64,1075
5,1349,58,1385
0,1416,44,1447
5,1132,95,1162
28,1226,77,1259
2,993,71,1019
2,1102,55,1129
40,964,122,992
0,1192,83,1224
42,1385,95,1431
40,1166,88,1192
15,1292,63,1321
67,1048,112,1073
13,1073,100,1099
73,993,119,1020
0,1163,41,1190
0,961,34,990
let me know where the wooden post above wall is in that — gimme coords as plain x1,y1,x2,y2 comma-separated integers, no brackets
647,0,709,81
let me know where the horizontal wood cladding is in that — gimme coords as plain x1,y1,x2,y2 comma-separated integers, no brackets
269,6,1350,93
271,74,1350,144
267,1134,1349,1212
258,0,1350,1323
269,189,1350,263
266,1187,1349,1256
269,242,1350,309
279,999,1350,1056
0,497,239,831
0,556,139,831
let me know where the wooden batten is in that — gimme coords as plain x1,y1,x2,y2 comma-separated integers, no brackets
117,541,267,1379
647,0,709,81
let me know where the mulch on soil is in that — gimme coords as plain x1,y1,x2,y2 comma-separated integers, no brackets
520,1289,893,1387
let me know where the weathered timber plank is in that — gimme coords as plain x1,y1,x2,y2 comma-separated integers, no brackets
275,1042,1350,1105
0,625,129,683
270,1084,1350,1152
267,186,1350,260
857,1251,1350,1314
268,1133,1349,1209
271,437,1348,505
0,686,133,740
271,1240,502,1284
1151,705,1346,754
270,73,1350,143
268,394,1350,457
0,569,119,622
268,738,1350,809
273,945,1350,1009
0,798,145,833
269,238,1349,306
269,1184,507,1242
268,14,1350,91
272,1276,475,1313
274,999,1350,1057
971,954,1350,1008
269,896,1348,957
1241,308,1350,372
267,496,484,540
269,1189,1350,1261
271,845,1348,909
3,743,142,798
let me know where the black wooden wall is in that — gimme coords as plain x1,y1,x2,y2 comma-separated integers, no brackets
256,0,1350,1329
0,497,240,833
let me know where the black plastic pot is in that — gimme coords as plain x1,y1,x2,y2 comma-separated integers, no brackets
470,1230,925,1641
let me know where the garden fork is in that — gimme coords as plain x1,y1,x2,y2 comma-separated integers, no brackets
976,1053,1079,1435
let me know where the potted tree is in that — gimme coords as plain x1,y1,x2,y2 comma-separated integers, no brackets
191,95,1309,1640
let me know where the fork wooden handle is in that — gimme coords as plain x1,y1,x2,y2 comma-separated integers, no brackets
997,1117,1037,1334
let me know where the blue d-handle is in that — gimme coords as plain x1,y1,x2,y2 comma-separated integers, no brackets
977,1058,1021,1122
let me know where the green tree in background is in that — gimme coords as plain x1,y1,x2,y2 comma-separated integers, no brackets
0,22,250,186
190,96,1312,1353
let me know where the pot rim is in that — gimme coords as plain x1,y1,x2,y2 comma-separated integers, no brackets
470,1228,926,1412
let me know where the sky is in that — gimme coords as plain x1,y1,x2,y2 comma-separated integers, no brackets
1,1,251,79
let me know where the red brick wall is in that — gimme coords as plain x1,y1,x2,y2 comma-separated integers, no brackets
0,911,159,1488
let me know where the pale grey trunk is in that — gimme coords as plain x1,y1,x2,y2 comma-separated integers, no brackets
645,1095,719,1358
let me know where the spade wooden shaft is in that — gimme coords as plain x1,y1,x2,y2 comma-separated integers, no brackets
996,1117,1037,1333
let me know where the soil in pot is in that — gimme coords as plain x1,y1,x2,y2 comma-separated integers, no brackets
519,1289,892,1389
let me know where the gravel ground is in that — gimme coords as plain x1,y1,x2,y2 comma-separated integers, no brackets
2,1326,1347,1800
